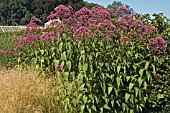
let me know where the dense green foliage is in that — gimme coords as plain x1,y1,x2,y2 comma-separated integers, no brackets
0,31,25,66
1,4,170,113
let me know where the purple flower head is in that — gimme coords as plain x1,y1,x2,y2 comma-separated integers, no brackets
74,7,93,19
0,50,6,56
116,6,130,13
63,17,78,26
116,18,128,26
154,73,161,78
106,30,114,38
91,5,106,13
40,32,59,41
91,5,111,21
73,26,95,41
107,8,117,17
132,13,141,18
148,37,167,54
120,36,131,46
97,19,116,31
23,34,38,43
96,9,111,21
26,17,41,33
55,65,64,71
31,16,42,23
47,11,57,20
119,25,128,31
6,50,13,56
53,5,73,19
144,25,157,34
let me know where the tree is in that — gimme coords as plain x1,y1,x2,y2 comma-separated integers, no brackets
107,1,135,14
84,1,97,9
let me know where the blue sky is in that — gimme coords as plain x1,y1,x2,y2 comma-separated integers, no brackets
84,0,170,18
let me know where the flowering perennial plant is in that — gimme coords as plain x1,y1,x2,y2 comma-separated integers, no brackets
120,36,131,45
1,4,170,113
148,37,167,54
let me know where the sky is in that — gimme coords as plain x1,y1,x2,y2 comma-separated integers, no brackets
84,0,170,18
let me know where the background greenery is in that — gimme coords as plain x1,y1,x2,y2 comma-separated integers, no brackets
0,0,134,25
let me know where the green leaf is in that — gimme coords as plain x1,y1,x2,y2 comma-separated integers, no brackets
80,105,85,112
78,83,85,91
89,94,94,103
116,77,121,88
114,88,118,97
78,62,83,71
62,51,67,61
125,93,130,102
151,64,156,74
103,104,110,110
134,87,139,97
117,65,121,74
53,59,60,66
78,72,84,81
126,76,131,82
40,58,44,63
143,81,147,90
59,42,63,52
83,95,87,103
111,100,114,107
108,86,113,95
116,100,120,107
138,77,143,87
91,105,97,111
135,53,138,59
146,71,151,82
129,83,134,91
40,49,44,55
145,61,150,69
130,109,134,113
66,61,71,71
139,69,144,76
61,61,65,66
133,65,137,72
83,63,88,72
122,103,126,112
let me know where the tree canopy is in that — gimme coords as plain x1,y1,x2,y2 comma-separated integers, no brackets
107,1,135,14
0,0,84,25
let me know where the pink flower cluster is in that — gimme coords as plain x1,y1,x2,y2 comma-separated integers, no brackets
73,7,93,24
92,5,111,21
63,17,78,26
107,8,117,18
73,26,95,41
97,19,116,38
26,16,42,33
120,36,131,45
148,37,167,54
0,50,13,56
154,73,161,78
117,6,130,13
97,19,116,31
144,25,157,34
47,5,74,20
55,65,64,71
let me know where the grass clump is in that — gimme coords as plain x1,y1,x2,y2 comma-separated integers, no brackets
0,66,62,113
